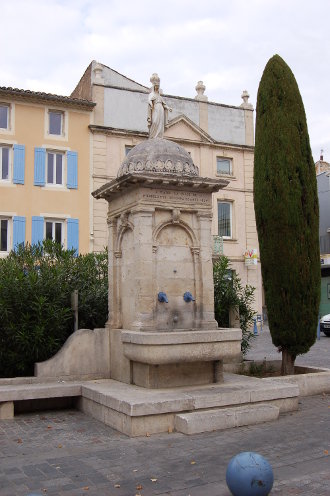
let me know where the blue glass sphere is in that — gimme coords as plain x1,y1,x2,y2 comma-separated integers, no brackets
226,452,274,496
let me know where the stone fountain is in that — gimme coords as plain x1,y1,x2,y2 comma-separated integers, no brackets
93,137,242,389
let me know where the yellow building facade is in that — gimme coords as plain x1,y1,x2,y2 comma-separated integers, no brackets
0,88,94,255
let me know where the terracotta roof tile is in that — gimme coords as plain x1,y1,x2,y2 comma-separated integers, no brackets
0,86,95,109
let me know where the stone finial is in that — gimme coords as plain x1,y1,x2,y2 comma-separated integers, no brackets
195,81,208,101
240,90,253,109
93,62,104,83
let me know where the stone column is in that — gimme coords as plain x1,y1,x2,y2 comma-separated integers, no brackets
107,215,120,328
198,212,218,329
130,207,155,331
191,246,201,327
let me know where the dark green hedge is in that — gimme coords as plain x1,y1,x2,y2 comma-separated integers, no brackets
0,241,108,377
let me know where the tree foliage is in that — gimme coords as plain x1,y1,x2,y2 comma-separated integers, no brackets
254,55,320,372
0,241,108,377
213,256,256,355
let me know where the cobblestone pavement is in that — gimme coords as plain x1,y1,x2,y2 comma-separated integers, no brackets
0,329,329,496
246,324,330,368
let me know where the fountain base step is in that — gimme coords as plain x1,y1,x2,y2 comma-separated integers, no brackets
174,403,280,435
78,373,299,436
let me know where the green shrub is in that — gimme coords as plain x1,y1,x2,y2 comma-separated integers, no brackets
0,241,108,377
213,256,256,355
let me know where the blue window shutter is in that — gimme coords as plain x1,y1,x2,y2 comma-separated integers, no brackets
13,145,25,184
67,151,78,189
34,148,46,186
31,216,44,245
67,218,79,255
13,216,26,250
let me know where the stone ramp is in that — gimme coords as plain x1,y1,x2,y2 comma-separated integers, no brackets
175,403,280,434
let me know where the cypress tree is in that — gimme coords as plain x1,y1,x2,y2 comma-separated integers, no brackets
254,55,320,375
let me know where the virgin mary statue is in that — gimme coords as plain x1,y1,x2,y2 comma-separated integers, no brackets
147,73,172,139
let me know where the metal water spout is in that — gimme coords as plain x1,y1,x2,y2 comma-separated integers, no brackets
183,292,195,302
158,292,169,303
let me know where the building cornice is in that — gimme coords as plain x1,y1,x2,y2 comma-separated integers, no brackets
88,125,254,151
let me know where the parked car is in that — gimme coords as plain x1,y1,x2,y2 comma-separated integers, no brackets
320,314,330,337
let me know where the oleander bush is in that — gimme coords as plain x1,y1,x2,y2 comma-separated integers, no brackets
213,255,256,355
0,241,108,377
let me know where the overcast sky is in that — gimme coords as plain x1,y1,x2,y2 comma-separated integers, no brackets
0,0,328,161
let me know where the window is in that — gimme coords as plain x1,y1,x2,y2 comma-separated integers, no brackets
32,216,79,253
34,148,77,189
47,151,63,185
0,144,25,185
45,220,63,244
0,216,25,253
0,105,9,129
218,201,232,238
0,218,9,251
0,145,10,180
125,145,134,156
217,157,232,175
49,110,63,135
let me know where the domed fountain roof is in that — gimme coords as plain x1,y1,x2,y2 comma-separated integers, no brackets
117,138,199,177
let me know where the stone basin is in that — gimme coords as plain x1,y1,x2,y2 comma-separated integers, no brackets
121,328,242,365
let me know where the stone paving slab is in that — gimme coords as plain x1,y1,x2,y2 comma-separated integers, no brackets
0,394,329,495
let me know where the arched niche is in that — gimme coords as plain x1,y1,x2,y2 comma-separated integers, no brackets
153,221,199,330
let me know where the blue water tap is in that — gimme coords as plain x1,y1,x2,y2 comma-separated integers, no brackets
158,292,169,303
183,291,195,302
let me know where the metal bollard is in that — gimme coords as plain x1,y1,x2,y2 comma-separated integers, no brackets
257,314,263,333
253,318,258,335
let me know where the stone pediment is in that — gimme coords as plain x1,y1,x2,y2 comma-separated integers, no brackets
165,114,214,144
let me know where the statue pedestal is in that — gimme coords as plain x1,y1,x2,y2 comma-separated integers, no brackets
96,172,230,331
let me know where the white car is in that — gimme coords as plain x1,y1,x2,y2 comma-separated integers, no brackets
320,314,330,337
